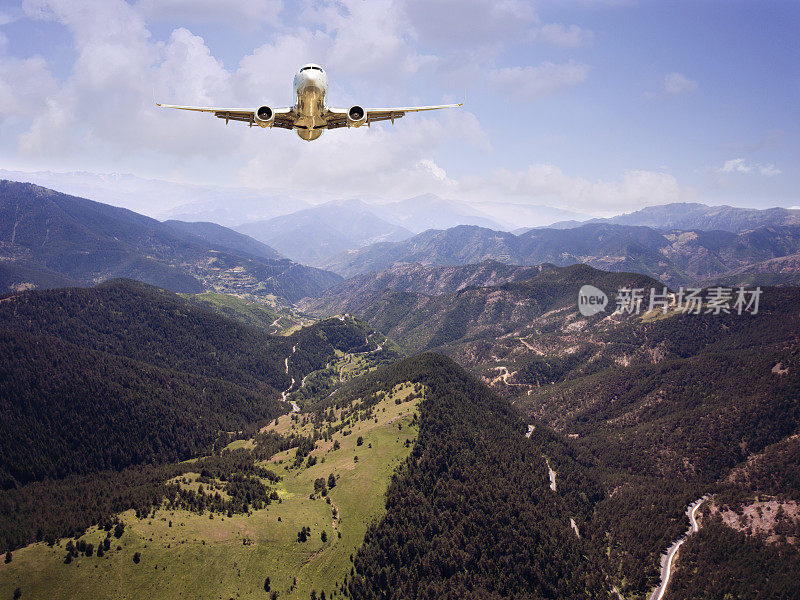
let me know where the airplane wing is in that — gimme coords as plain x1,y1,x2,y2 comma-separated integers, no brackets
156,103,296,129
323,102,462,129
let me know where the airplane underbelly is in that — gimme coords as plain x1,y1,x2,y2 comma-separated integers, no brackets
293,81,327,139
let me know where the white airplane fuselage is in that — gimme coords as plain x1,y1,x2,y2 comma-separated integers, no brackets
292,64,329,141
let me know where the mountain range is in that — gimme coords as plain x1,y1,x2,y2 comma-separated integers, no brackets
0,180,340,301
312,260,554,299
322,222,800,286
230,195,511,267
541,202,800,233
0,169,312,224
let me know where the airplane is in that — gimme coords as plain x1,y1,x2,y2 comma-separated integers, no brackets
157,63,462,141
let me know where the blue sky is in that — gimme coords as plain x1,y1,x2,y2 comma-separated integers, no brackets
0,0,797,223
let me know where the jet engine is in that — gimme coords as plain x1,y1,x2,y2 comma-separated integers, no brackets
346,105,367,127
255,105,274,127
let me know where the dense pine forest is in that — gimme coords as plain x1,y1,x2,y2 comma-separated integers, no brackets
0,280,381,552
325,354,611,599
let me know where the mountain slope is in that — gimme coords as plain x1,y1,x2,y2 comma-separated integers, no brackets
0,279,380,489
0,180,340,301
305,263,661,353
322,225,521,277
499,286,800,597
318,353,609,599
311,261,554,300
234,200,413,266
163,219,283,260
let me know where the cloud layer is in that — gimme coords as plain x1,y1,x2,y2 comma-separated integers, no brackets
0,0,736,221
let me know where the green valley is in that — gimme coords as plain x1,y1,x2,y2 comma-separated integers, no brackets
0,383,421,600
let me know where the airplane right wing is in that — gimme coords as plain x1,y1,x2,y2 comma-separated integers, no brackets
324,102,462,129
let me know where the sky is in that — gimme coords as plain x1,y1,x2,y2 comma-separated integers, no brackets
0,0,797,223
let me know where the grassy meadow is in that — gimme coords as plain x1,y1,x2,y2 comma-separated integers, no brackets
0,384,422,599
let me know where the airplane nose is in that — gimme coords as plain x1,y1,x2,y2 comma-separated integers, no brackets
300,70,323,91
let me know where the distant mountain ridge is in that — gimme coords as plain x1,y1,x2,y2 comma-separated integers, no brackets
544,202,800,233
366,194,506,232
234,199,413,266
0,180,340,301
323,222,800,286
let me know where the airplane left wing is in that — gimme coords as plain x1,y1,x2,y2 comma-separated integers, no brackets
324,102,462,129
156,103,296,129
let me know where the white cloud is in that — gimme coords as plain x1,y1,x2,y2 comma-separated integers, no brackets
531,23,592,47
719,157,781,177
489,62,590,102
405,0,591,51
664,72,697,95
135,0,284,27
0,39,59,122
237,111,483,200
299,0,436,84
460,165,683,214
758,164,782,177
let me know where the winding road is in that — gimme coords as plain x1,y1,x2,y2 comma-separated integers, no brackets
281,344,299,406
524,424,708,600
648,496,707,600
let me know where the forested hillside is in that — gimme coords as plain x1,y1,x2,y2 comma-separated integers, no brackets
0,280,382,552
306,260,553,301
513,287,800,597
323,354,611,599
310,266,800,598
305,263,660,353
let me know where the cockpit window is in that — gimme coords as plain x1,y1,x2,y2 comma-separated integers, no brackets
300,66,323,72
